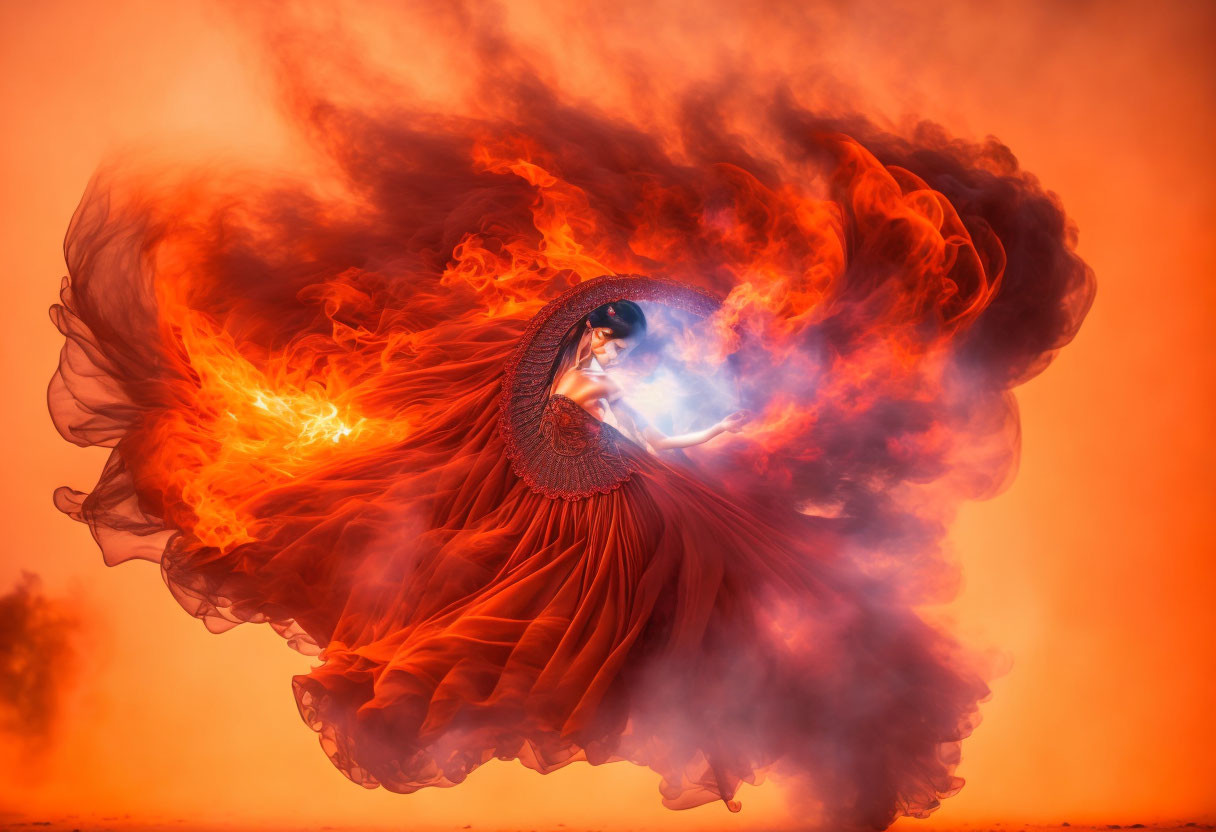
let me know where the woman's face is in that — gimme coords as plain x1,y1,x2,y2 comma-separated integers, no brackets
587,326,638,368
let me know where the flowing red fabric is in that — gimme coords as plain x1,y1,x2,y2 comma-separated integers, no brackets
46,87,1092,823
286,307,983,825
51,264,983,827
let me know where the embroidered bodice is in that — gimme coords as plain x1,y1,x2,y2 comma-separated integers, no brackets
503,393,638,500
498,274,722,500
542,394,617,458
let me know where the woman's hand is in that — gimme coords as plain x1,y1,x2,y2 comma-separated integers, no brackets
717,410,752,434
630,405,752,451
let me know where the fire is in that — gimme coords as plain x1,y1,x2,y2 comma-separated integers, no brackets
49,24,1092,644
441,141,628,319
136,267,408,552
45,8,1097,826
242,389,358,448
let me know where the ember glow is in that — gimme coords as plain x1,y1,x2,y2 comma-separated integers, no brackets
44,0,1095,825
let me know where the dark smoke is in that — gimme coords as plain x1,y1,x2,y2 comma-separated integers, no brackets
0,572,79,740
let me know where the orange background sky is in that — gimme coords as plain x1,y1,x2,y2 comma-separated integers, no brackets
0,1,1212,829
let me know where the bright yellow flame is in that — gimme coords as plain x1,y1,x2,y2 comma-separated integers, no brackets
243,389,361,448
152,307,405,553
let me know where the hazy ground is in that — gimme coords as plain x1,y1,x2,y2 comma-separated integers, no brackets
2,816,1213,832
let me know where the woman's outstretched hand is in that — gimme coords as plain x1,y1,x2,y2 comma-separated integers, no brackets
640,409,753,451
718,410,752,433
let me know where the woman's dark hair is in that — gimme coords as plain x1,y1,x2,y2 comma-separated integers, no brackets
587,299,646,338
547,300,647,392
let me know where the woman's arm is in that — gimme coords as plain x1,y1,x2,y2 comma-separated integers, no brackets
608,392,749,451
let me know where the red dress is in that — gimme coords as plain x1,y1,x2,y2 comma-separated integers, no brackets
279,276,983,825
52,271,987,828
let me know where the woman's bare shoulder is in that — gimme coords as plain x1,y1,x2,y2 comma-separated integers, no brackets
554,368,618,400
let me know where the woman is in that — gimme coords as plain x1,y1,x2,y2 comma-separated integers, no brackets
45,73,1092,826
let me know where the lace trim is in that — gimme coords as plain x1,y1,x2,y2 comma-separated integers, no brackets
498,274,722,501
